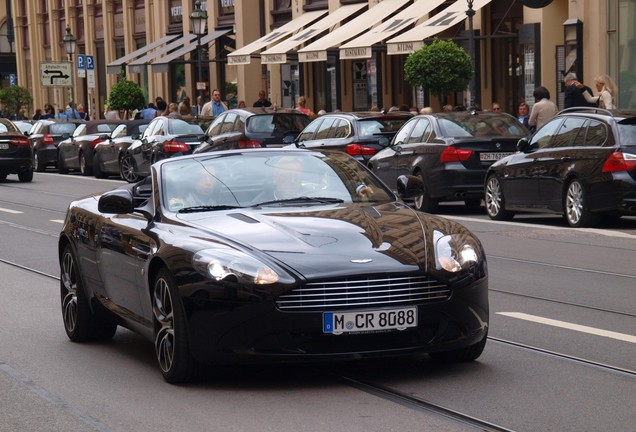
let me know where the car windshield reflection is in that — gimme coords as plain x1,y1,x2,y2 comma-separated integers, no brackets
161,151,393,212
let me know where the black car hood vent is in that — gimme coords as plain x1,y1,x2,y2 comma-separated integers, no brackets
228,213,260,224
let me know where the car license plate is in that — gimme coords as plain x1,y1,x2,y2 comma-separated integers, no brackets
323,307,417,335
480,152,513,161
0,143,9,150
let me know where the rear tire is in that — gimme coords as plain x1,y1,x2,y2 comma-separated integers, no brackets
60,245,117,342
485,174,514,221
564,179,598,227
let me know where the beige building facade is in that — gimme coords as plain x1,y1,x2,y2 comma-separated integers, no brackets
1,0,635,118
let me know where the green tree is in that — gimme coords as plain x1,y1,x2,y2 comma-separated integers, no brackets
404,38,473,107
0,85,33,118
108,79,146,119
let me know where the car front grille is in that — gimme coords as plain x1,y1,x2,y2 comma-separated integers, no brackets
275,274,450,311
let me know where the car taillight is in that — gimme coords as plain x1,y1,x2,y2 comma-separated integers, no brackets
91,138,105,147
238,140,261,148
43,134,54,145
602,151,636,172
440,146,472,163
163,141,189,154
10,137,30,147
346,143,376,156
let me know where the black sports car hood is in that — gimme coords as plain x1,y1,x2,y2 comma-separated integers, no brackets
178,202,431,278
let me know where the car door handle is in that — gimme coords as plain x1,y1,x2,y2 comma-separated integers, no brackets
560,156,572,161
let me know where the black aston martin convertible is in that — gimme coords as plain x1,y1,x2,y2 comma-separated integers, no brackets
59,148,489,383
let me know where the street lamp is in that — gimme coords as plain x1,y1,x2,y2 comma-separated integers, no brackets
63,26,77,111
190,0,208,106
466,0,476,109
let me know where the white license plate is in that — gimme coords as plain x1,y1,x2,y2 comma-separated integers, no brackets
323,307,417,335
0,143,9,150
480,152,513,161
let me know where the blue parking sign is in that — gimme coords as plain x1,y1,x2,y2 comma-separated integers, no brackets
86,55,95,70
77,54,85,70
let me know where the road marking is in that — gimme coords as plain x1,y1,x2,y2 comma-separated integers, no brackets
50,219,65,223
497,312,636,344
446,215,636,239
0,207,23,214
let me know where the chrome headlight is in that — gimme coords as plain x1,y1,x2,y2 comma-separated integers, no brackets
192,248,293,285
433,230,480,272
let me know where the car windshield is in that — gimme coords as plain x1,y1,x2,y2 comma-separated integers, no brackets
438,116,527,138
358,118,409,137
246,114,310,133
160,151,394,212
49,123,79,135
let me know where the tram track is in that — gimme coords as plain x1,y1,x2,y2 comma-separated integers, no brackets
4,256,635,431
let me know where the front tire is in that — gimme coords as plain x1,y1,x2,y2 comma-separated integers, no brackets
564,179,597,227
60,245,117,342
92,157,106,179
153,268,198,383
80,153,93,176
429,331,488,362
34,152,46,172
485,174,514,221
58,154,69,174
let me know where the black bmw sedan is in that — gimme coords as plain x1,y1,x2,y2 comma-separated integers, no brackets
59,148,489,383
0,118,33,182
485,108,636,227
369,111,528,212
121,116,204,182
194,107,310,153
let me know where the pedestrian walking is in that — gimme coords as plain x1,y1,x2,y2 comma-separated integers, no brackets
528,86,558,130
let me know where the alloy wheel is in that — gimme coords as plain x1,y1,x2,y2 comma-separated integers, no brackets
565,180,583,225
485,176,503,217
120,155,139,183
153,277,175,373
61,251,78,333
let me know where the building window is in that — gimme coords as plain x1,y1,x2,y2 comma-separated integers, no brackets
272,0,292,27
305,0,328,11
218,0,235,28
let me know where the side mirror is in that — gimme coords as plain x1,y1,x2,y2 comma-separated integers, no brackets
378,136,390,147
396,175,424,199
98,189,135,214
282,135,296,145
62,133,70,139
99,134,110,141
197,134,208,143
131,133,140,140
517,138,531,153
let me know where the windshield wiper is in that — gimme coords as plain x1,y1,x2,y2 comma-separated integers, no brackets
178,205,243,213
252,196,344,207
